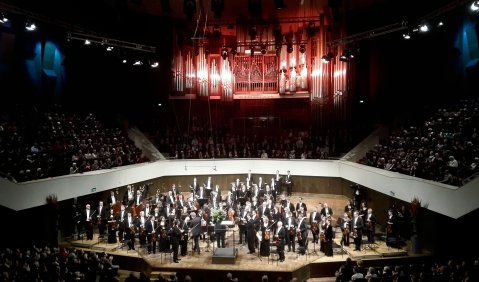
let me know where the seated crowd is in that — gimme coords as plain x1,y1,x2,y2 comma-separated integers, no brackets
335,257,479,282
0,245,119,282
359,98,479,186
153,121,332,160
0,104,148,182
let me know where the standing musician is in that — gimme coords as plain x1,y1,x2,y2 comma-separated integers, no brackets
179,216,190,256
145,215,158,254
284,210,296,253
123,185,135,205
124,212,136,250
275,221,286,262
82,204,95,240
97,201,108,238
282,196,295,217
260,217,271,257
169,220,181,263
166,191,177,207
136,211,148,246
215,215,227,248
163,204,176,228
365,208,376,243
204,176,214,198
323,218,334,257
108,190,121,214
296,197,307,214
296,214,308,255
190,177,200,194
320,203,333,219
284,170,293,196
344,200,355,217
107,208,118,244
309,207,321,244
386,209,397,245
117,205,127,242
190,212,201,254
337,212,351,246
270,177,278,203
238,203,250,244
158,216,170,252
246,210,260,254
351,211,364,251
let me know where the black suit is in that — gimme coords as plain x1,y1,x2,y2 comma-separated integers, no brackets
169,225,181,262
215,221,226,248
351,216,364,251
275,225,286,261
145,219,157,253
285,174,293,196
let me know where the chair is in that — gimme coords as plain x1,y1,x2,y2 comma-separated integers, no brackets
268,245,279,265
159,249,174,264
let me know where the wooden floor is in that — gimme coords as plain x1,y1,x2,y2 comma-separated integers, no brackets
65,193,431,281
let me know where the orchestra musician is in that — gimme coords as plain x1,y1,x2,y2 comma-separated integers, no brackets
169,220,181,263
108,190,121,214
296,197,307,214
96,201,108,238
344,200,355,217
136,211,148,246
323,218,334,257
238,203,250,244
145,215,158,254
351,211,364,251
284,170,293,196
179,216,190,256
82,204,95,240
365,208,376,243
284,210,296,253
260,217,271,257
215,215,227,248
166,191,176,207
296,214,308,255
275,221,286,262
107,208,118,244
117,204,127,242
309,207,321,244
158,216,170,252
123,184,135,205
204,176,214,198
124,212,136,250
190,177,200,194
320,202,333,219
338,212,351,246
190,212,201,254
386,208,397,245
246,210,260,254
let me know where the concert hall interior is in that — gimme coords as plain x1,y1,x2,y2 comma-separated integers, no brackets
0,0,479,281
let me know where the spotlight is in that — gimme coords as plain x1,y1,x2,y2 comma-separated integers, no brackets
25,21,37,31
0,13,8,24
286,42,293,53
106,46,114,51
321,52,334,63
133,60,143,66
471,1,479,12
84,39,91,45
299,44,306,53
275,0,287,10
402,33,411,40
150,61,159,68
339,50,353,62
221,47,228,60
260,44,267,54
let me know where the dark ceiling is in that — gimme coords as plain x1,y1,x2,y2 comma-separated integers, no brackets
0,0,465,47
